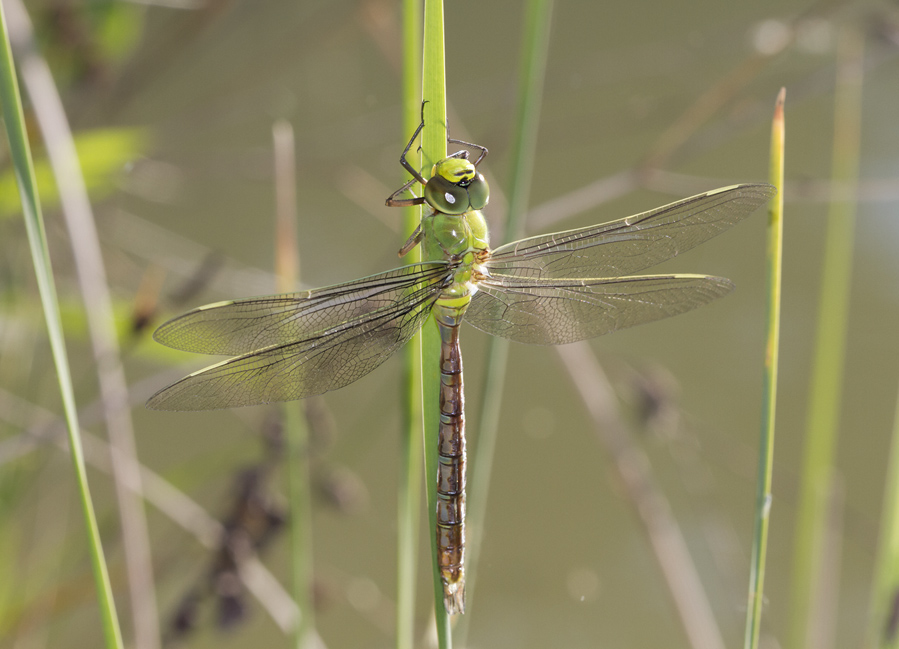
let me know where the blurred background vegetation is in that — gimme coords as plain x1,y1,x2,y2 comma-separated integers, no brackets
1,0,898,648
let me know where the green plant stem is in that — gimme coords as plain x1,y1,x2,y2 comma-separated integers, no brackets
273,120,316,649
0,5,123,649
868,385,899,649
463,0,552,627
421,0,450,645
397,1,422,647
743,87,785,649
284,402,314,647
788,28,863,649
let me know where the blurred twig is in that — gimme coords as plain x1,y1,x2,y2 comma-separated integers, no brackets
556,343,726,649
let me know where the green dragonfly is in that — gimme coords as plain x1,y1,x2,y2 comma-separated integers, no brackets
147,116,774,614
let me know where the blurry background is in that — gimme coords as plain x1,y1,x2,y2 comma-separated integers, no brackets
1,0,898,647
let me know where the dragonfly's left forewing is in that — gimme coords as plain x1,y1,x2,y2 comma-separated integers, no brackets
466,274,733,345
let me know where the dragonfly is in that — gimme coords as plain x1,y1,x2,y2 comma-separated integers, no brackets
147,114,775,615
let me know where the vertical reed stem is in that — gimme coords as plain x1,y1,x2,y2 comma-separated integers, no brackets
743,87,785,649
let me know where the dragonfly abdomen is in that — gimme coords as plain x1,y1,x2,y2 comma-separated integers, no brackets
436,319,466,614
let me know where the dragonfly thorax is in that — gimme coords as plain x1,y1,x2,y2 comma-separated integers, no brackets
422,208,490,261
425,156,489,216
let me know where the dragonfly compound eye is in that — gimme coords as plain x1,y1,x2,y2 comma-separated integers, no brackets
425,174,469,215
465,173,489,210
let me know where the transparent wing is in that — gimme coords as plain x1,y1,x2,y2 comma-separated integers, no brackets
466,274,733,345
485,184,774,280
153,262,450,355
147,265,450,411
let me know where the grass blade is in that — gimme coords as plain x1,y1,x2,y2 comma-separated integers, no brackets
3,3,160,646
788,28,863,649
868,386,899,649
743,87,785,649
397,1,423,648
463,0,553,628
420,0,451,644
0,5,123,648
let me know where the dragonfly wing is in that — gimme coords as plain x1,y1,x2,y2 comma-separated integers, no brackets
486,184,774,279
466,274,733,345
154,262,450,355
147,271,448,411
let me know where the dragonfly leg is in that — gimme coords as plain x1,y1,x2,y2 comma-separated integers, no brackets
396,101,429,186
397,224,423,257
386,177,426,208
447,136,488,167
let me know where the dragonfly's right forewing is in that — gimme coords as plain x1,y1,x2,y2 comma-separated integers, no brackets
147,263,451,410
154,262,450,355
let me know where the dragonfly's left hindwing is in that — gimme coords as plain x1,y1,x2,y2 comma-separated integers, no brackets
486,184,775,281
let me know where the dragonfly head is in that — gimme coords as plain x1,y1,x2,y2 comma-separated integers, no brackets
425,156,490,215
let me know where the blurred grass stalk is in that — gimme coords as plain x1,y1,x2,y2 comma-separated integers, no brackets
743,87,785,649
397,1,422,648
788,27,863,649
462,0,553,632
869,388,899,649
420,0,451,645
0,5,123,649
272,120,318,649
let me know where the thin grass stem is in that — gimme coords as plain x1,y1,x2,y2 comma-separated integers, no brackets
0,5,123,648
868,385,899,649
397,1,423,648
743,87,785,649
3,3,160,646
273,120,318,649
462,0,553,634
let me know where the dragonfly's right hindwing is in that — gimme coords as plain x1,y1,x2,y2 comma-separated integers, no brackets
466,274,734,345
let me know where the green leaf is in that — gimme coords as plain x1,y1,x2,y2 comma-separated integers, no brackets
0,127,147,219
